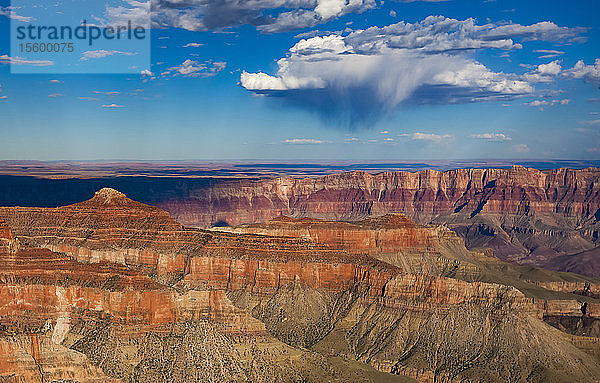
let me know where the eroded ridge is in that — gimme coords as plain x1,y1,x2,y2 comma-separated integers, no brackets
0,189,600,382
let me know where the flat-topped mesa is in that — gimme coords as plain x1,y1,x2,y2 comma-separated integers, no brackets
220,214,456,256
214,214,492,283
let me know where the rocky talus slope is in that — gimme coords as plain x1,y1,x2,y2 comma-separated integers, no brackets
1,189,600,382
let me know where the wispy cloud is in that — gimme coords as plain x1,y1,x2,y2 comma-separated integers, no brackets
81,50,137,60
533,49,564,59
0,6,33,22
282,138,324,144
101,103,125,108
93,91,120,96
526,99,570,109
512,144,530,153
183,43,204,48
470,133,512,141
48,93,64,98
0,55,53,66
411,132,453,142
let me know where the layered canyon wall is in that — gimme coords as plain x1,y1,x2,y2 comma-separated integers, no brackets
2,189,600,381
1,166,599,275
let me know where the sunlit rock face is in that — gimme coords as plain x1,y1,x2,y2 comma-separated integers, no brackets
3,166,600,275
1,189,600,382
137,167,600,276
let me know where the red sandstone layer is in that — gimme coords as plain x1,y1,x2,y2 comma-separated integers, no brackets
1,188,600,382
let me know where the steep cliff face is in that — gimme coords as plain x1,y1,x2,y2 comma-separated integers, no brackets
0,227,396,382
216,213,600,381
2,167,599,275
0,188,207,283
219,215,483,279
222,215,436,254
148,167,600,225
0,191,416,382
0,243,246,381
147,167,600,276
2,189,600,382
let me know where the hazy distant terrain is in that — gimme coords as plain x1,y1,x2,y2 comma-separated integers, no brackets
1,160,599,179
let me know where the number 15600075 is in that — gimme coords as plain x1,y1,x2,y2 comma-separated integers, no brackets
19,42,74,53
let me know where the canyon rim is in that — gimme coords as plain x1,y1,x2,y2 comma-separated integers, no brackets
1,0,600,381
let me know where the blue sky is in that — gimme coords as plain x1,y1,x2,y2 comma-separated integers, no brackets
0,0,599,160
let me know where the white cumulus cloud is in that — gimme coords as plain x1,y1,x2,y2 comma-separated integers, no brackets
164,60,226,78
563,59,600,86
240,16,578,123
526,99,570,108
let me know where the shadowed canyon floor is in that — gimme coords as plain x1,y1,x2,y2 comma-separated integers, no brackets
1,188,600,382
